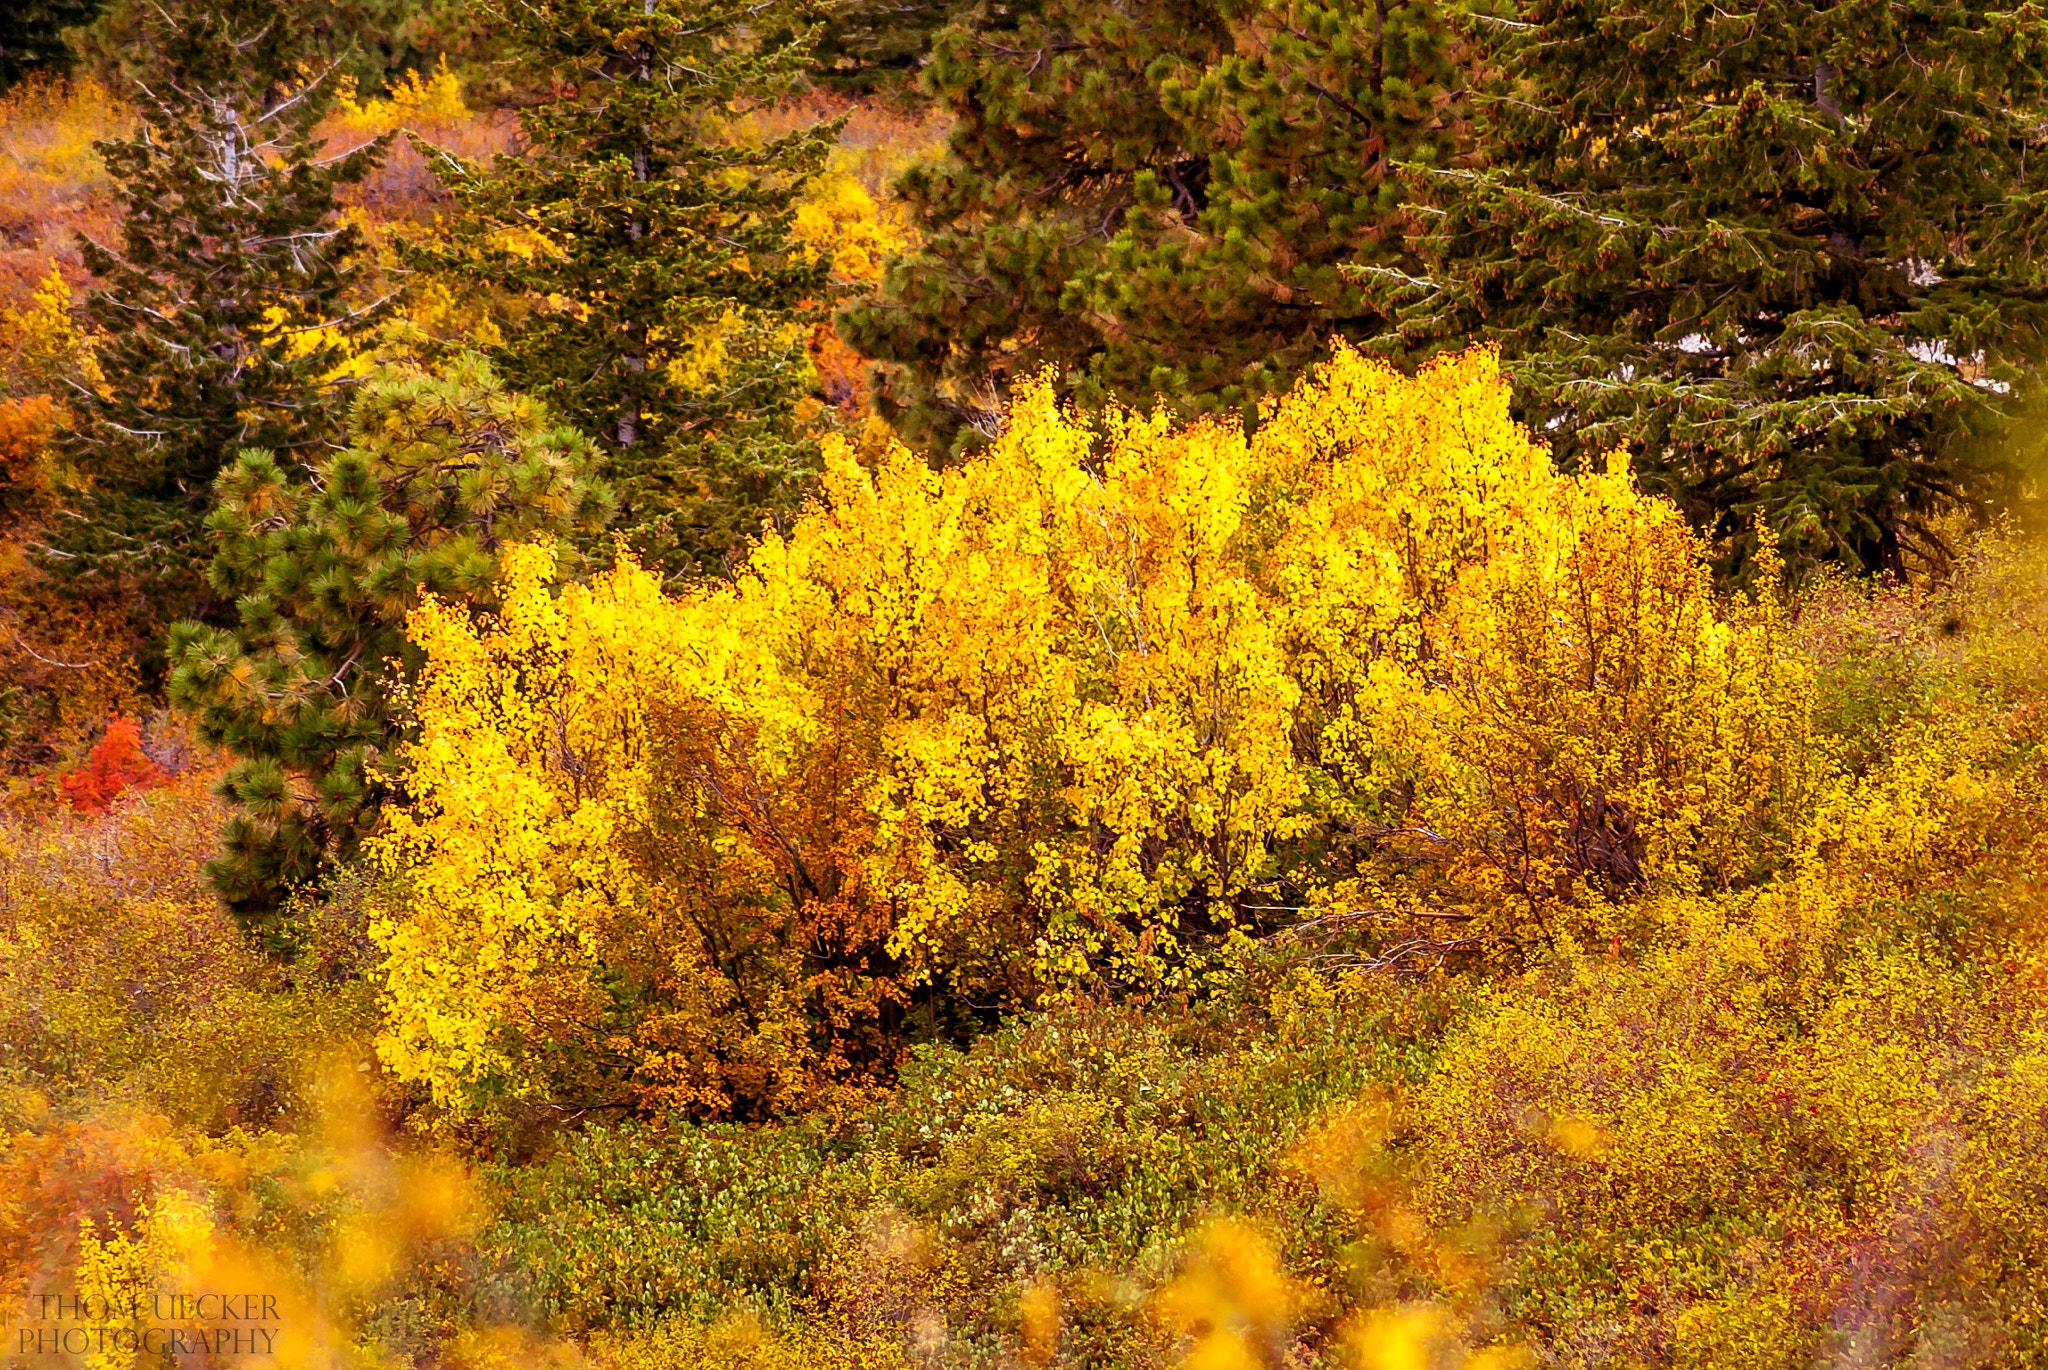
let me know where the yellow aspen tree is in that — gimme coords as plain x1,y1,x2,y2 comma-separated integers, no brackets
372,346,1820,1119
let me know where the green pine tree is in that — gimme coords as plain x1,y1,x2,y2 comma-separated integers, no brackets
0,0,108,91
415,0,835,579
836,0,1461,458
1368,0,2048,575
73,0,495,96
808,0,957,97
45,0,388,643
168,353,612,922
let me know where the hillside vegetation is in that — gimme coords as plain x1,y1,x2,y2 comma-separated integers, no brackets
2,1,2046,1367
8,349,2048,1367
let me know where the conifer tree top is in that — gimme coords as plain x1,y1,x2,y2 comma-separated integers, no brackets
46,0,387,635
415,0,833,578
1375,0,2048,573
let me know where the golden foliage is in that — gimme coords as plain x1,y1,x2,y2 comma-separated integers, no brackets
3,262,99,395
371,345,1816,1119
332,60,471,137
1396,529,2048,1364
796,169,913,287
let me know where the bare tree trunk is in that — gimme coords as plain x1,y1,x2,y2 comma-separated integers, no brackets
616,1,658,450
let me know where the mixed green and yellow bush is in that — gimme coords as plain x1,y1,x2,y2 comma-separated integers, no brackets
367,346,1815,1120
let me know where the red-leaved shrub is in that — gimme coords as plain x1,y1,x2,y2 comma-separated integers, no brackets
58,716,167,814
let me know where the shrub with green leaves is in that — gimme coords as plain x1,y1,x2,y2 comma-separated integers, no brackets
482,975,1448,1350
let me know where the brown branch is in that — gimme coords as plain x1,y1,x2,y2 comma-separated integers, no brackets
7,630,100,670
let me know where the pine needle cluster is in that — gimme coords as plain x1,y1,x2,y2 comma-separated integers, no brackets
1369,0,2048,574
168,354,611,919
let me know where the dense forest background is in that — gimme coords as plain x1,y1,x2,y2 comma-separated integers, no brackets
3,0,2048,1366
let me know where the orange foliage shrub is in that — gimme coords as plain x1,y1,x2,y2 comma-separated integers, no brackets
0,393,56,524
57,716,168,814
2,745,213,901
